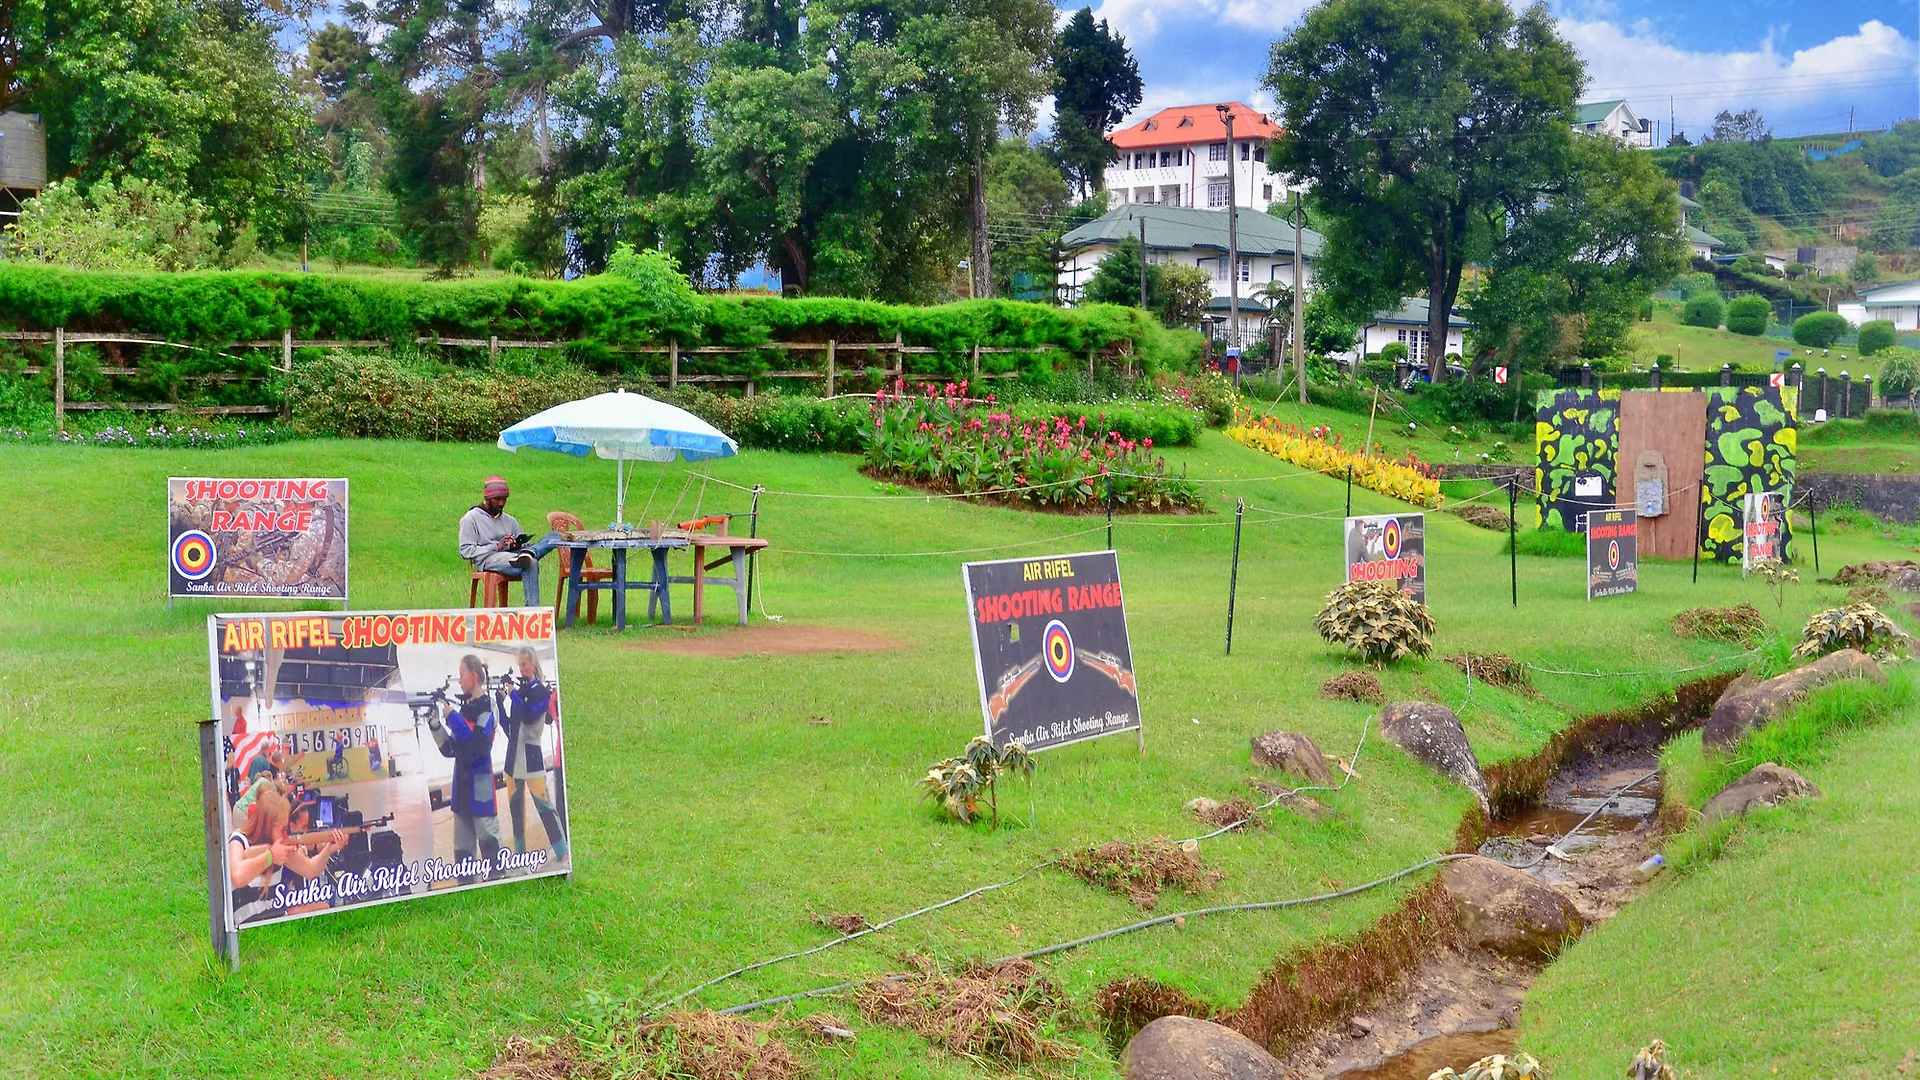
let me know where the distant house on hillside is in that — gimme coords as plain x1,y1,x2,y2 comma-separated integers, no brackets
1837,281,1920,330
1340,299,1469,364
1574,100,1653,148
1103,102,1303,214
1678,192,1727,261
1057,203,1322,346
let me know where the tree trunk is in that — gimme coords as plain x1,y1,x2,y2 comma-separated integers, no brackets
534,82,551,172
779,231,809,294
970,152,992,299
1427,235,1450,385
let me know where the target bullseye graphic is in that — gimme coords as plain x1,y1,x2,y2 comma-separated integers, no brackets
173,529,217,581
1608,539,1620,570
1042,620,1074,682
1381,517,1402,560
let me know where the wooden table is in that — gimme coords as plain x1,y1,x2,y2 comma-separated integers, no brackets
670,534,771,626
545,534,690,630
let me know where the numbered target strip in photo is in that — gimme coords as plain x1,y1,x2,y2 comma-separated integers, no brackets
172,530,218,581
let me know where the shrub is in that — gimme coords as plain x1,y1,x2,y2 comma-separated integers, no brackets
1378,342,1409,364
919,737,1032,827
1009,401,1198,447
1225,415,1443,507
1152,370,1236,427
1878,349,1920,397
1791,311,1850,347
655,388,868,452
1724,295,1771,335
288,349,607,440
1794,603,1912,660
1671,603,1768,645
1682,294,1723,329
6,178,222,271
1314,579,1435,665
1857,319,1897,356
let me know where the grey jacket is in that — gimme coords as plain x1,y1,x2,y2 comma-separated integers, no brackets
458,506,523,564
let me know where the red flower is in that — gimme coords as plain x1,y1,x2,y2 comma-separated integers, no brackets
1143,438,1153,448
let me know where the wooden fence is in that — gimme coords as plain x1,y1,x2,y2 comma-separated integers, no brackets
5,329,1099,433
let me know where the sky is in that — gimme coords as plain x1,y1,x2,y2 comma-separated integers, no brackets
1064,0,1920,142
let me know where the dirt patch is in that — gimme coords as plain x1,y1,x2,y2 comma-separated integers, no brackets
1188,796,1263,832
633,624,903,658
479,1035,597,1079
1322,671,1386,704
1057,838,1224,910
1444,653,1532,695
1849,583,1893,607
1446,504,1511,532
632,1011,799,1080
1823,560,1920,585
1093,975,1215,1050
815,912,870,935
857,956,1077,1065
1670,603,1768,645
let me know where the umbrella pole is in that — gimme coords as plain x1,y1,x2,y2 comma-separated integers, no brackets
616,458,627,527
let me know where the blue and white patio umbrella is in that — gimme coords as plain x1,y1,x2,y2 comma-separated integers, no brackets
497,388,738,526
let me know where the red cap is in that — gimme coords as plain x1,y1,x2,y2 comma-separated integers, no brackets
483,476,509,497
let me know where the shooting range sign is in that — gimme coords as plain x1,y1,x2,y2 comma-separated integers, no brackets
1586,508,1638,599
1344,513,1426,604
170,478,349,599
206,608,569,945
963,551,1140,753
1742,491,1787,571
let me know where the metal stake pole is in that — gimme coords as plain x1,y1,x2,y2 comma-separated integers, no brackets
1225,498,1245,656
1508,474,1518,608
1809,490,1820,575
1692,496,1702,584
1106,475,1115,550
1345,465,1353,517
199,719,239,971
747,485,763,614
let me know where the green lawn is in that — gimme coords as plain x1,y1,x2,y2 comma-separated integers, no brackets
1636,303,1891,383
2,431,1914,1079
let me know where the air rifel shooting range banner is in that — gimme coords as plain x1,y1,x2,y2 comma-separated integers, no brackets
963,551,1139,753
1587,508,1638,599
170,478,349,599
207,609,569,941
1344,513,1426,604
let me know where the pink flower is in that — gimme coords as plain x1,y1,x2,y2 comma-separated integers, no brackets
1081,449,1091,461
1143,438,1152,449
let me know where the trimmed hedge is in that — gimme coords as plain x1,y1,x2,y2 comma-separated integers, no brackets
1792,311,1850,348
1682,294,1724,329
1725,295,1771,336
1858,319,1896,356
0,266,1195,372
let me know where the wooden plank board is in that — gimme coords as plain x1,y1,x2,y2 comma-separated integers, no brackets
1617,390,1708,561
64,403,277,414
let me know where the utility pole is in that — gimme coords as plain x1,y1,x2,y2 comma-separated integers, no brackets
1138,214,1148,310
1291,191,1306,404
1218,104,1240,388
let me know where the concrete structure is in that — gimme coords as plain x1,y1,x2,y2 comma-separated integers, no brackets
0,112,47,221
1103,102,1303,214
1347,299,1469,363
1574,100,1654,148
1057,203,1322,345
1837,280,1920,329
1763,245,1859,278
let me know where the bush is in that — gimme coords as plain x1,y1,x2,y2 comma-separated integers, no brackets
1857,319,1897,356
654,389,868,452
288,349,607,440
1152,370,1236,427
1682,294,1724,329
1724,295,1771,336
1226,415,1442,507
1878,349,1920,397
6,178,223,271
1795,603,1912,660
1378,342,1409,364
1792,311,1850,347
1313,579,1435,665
1008,401,1199,447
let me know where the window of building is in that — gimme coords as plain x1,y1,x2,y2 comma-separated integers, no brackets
1254,144,1266,162
1239,142,1250,161
1262,184,1273,202
1161,186,1182,206
1238,256,1252,283
1209,142,1228,162
1207,181,1229,208
1395,328,1432,363
1135,188,1154,204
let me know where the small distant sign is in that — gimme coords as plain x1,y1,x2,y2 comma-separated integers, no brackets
1494,366,1509,385
1768,372,1785,388
1775,349,1791,364
1344,513,1426,604
1587,508,1638,600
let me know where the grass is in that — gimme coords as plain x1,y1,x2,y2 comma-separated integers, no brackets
1796,411,1920,475
1521,668,1920,1077
1636,302,1893,383
2,430,1915,1079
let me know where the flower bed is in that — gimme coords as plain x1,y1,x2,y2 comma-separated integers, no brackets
1225,413,1443,508
865,381,1203,512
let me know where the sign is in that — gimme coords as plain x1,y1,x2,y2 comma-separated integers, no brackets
962,552,1140,753
1742,490,1787,570
1768,372,1785,388
1775,349,1792,364
206,608,570,942
170,478,349,599
1345,513,1426,604
1494,366,1509,385
1586,508,1638,599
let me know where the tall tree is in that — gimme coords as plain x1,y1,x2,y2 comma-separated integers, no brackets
1049,8,1142,196
1709,108,1768,143
1265,0,1584,382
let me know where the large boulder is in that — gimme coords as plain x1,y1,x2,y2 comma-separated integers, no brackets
1702,762,1822,821
1379,702,1490,815
1122,1016,1284,1080
1439,856,1585,962
1250,731,1334,786
1703,649,1884,750
1888,568,1920,594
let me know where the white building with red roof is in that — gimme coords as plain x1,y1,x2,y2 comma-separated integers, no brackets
1104,102,1303,213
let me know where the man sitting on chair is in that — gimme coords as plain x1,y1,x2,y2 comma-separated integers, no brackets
459,476,542,604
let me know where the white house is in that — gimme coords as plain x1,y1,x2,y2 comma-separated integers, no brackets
1679,193,1726,260
1837,281,1920,330
1057,203,1322,345
1574,99,1654,148
1103,102,1305,214
1344,300,1469,364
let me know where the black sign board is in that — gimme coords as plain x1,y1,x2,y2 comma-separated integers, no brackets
1344,513,1426,604
1587,508,1638,599
962,551,1140,753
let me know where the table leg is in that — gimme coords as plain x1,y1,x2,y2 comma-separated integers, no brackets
692,547,707,625
732,548,749,626
655,548,673,625
611,548,628,631
565,551,584,629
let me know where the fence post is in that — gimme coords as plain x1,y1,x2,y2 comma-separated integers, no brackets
1649,364,1661,390
1225,497,1244,656
488,335,499,362
971,342,980,388
1816,368,1828,416
1581,361,1592,389
893,331,904,381
745,378,756,399
669,340,679,389
825,340,836,397
1789,362,1803,389
53,326,65,435
280,328,294,422
1862,375,1873,412
1718,363,1731,388
1840,370,1852,417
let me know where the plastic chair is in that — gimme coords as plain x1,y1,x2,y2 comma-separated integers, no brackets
547,511,612,625
469,571,511,607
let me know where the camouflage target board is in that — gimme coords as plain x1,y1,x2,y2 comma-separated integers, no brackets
963,551,1139,752
170,478,349,599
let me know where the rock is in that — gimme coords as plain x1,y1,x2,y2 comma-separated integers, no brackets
1185,797,1224,816
1702,762,1822,821
1122,1016,1285,1080
1703,649,1885,750
1715,671,1762,709
1889,568,1920,594
1250,731,1334,786
1379,702,1491,815
1348,1016,1374,1037
1439,856,1585,962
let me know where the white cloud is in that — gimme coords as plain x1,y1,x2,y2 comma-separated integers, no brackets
1088,0,1313,44
1557,17,1916,136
